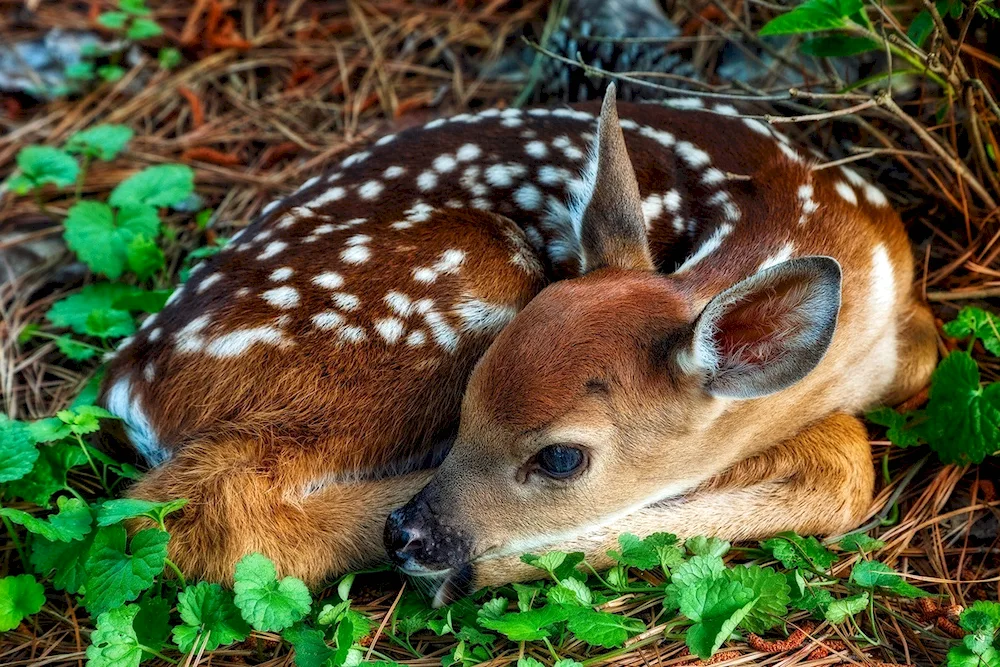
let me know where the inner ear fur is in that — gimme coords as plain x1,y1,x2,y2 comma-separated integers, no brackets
679,256,843,399
579,83,654,274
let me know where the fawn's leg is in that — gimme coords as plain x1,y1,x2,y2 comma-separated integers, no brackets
469,412,875,588
128,439,434,587
883,300,939,406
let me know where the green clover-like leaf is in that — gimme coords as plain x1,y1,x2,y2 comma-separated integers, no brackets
65,124,133,161
233,553,312,632
83,525,170,615
86,604,143,667
0,496,92,542
0,574,46,632
109,164,194,209
173,581,251,652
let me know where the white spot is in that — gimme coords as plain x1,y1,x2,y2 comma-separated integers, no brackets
675,223,733,273
297,175,320,192
175,314,211,353
525,141,548,159
743,118,771,136
143,363,155,382
835,181,858,205
104,377,168,466
713,104,738,116
417,171,438,191
485,163,527,188
257,241,288,261
424,310,459,352
341,245,371,264
642,193,664,227
413,249,464,283
385,291,413,317
206,326,287,358
676,141,712,169
538,165,571,185
454,298,518,333
413,268,437,283
262,286,300,309
456,144,482,162
664,190,681,212
433,154,457,173
197,273,222,294
358,180,384,200
338,325,367,343
514,183,543,210
758,242,795,272
664,97,704,109
552,135,584,160
863,183,888,207
236,288,250,297
332,293,359,311
314,224,335,235
778,143,805,164
637,125,675,148
840,166,866,186
262,200,281,216
341,151,370,168
471,197,492,210
425,118,446,129
501,117,523,128
375,134,396,146
309,186,346,207
870,244,896,314
313,272,345,289
375,317,405,344
313,311,345,330
148,327,162,342
383,166,406,179
526,108,550,117
707,191,741,223
406,330,427,346
270,267,294,281
345,234,371,246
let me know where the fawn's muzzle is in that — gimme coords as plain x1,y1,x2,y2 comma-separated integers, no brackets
384,491,474,574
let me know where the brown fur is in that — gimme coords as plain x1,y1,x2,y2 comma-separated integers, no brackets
101,92,936,588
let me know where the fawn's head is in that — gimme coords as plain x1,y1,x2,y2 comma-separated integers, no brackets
385,86,843,600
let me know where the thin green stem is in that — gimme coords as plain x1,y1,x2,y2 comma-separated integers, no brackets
139,645,179,664
2,515,28,566
74,432,111,494
164,557,187,589
75,154,91,201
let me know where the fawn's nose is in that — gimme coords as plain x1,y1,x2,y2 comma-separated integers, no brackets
384,510,423,567
384,493,474,573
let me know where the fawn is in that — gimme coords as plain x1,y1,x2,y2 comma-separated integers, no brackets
101,85,937,601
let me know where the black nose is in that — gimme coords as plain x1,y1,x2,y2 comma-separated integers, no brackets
384,509,422,566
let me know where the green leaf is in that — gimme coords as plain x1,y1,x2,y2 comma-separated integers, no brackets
0,496,92,542
56,336,99,360
98,65,127,82
284,625,334,667
479,604,573,641
824,592,869,623
548,578,593,606
83,526,170,615
58,405,116,435
5,442,88,507
86,605,143,667
0,574,46,631
608,532,683,571
838,533,885,553
867,407,923,447
722,565,790,633
686,536,730,558
565,607,646,648
944,307,1000,357
174,581,251,652
120,0,151,15
680,577,758,659
65,124,133,161
64,201,160,279
671,555,726,588
799,34,879,56
158,47,182,69
761,532,837,570
65,61,96,81
110,164,194,209
518,659,544,667
522,550,569,576
31,525,96,593
233,553,312,632
125,236,165,279
760,0,864,35
126,18,163,40
27,417,71,443
849,561,927,597
12,145,79,191
47,283,137,338
98,11,129,29
112,288,173,314
134,594,173,650
0,417,38,483
925,351,1000,465
97,498,187,527
947,645,1000,667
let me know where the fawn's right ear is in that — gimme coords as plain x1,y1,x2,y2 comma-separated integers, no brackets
676,256,843,399
578,84,654,274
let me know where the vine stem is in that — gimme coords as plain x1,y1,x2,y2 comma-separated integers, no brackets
1,515,28,565
74,432,111,495
164,557,187,589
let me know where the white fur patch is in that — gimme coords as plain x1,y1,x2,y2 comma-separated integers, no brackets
664,97,704,109
341,245,371,264
514,183,543,210
676,141,712,169
835,181,858,205
358,180,384,200
525,141,548,159
456,144,482,162
270,267,293,281
206,326,287,357
417,171,438,191
313,272,345,289
197,273,222,294
332,292,359,311
384,166,406,179
758,242,795,272
485,163,527,188
375,317,405,344
433,154,457,173
309,186,346,208
675,223,733,273
104,377,169,466
870,244,896,314
257,241,288,260
454,298,518,333
262,286,300,309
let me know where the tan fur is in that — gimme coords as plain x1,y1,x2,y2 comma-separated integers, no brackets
101,89,937,588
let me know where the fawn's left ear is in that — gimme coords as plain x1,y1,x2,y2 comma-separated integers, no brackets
579,84,654,273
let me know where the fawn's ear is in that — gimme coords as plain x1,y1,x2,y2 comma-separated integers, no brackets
677,256,843,399
579,83,654,273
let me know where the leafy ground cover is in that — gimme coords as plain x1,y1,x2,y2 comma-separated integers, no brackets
1,1,998,666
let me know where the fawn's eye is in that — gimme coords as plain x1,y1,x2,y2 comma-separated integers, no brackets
535,445,587,479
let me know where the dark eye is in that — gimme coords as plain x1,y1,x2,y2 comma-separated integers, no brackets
535,445,586,479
